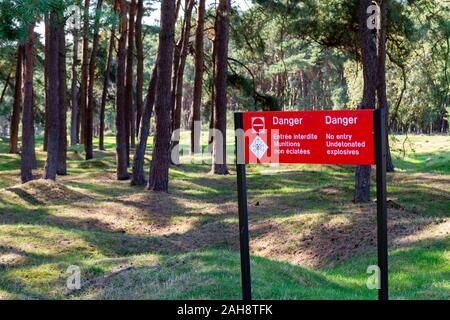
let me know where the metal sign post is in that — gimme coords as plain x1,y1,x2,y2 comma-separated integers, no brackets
234,112,252,301
374,108,388,300
234,109,388,301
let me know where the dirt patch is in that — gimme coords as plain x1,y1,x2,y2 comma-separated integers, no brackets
75,159,111,169
0,245,27,268
395,219,449,245
4,179,88,205
0,253,26,268
311,185,344,196
249,204,448,269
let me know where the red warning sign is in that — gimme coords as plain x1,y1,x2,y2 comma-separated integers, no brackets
241,110,375,165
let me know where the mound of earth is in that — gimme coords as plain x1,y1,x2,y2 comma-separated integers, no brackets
5,179,87,205
249,205,448,269
76,159,111,169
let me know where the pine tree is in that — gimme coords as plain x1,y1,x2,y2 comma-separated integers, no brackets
148,0,176,192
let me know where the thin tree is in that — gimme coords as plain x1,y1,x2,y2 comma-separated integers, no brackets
0,73,12,106
354,0,377,202
57,18,68,175
376,0,394,172
131,65,157,186
21,23,35,183
44,14,49,151
79,0,90,145
208,24,217,152
135,0,144,136
70,23,79,146
99,28,115,151
126,0,136,152
115,0,130,180
9,45,23,154
43,12,60,181
85,0,104,160
148,0,176,192
190,0,205,154
211,0,231,175
171,0,195,156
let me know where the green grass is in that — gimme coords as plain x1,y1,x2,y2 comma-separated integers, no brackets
0,133,448,300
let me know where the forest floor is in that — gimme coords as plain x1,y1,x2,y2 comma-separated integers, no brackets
0,133,448,300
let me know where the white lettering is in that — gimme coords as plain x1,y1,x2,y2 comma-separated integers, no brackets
325,116,358,126
273,117,303,126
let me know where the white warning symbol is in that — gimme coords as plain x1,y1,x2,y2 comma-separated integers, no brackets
251,117,266,134
250,135,268,160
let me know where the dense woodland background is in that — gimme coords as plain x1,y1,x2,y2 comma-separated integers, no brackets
0,0,448,200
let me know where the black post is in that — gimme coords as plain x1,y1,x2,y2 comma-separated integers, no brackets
234,112,252,301
374,108,388,300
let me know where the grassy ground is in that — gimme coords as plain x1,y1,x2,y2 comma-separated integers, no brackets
0,132,448,300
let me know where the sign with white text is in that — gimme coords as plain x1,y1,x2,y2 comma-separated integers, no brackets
242,110,375,165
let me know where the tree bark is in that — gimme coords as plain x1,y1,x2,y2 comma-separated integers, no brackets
208,25,217,152
44,14,49,151
9,45,23,154
132,65,157,186
70,27,79,146
211,0,231,175
171,0,195,156
126,0,136,154
0,73,11,106
148,0,175,192
43,12,60,181
99,28,115,151
57,20,68,175
135,0,144,137
21,24,35,183
354,0,377,203
85,0,104,160
190,0,205,154
79,0,90,146
171,21,182,124
115,0,130,180
376,0,394,172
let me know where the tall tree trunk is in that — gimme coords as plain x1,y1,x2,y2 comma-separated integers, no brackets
126,0,136,153
171,22,182,123
169,0,183,120
79,0,90,146
85,0,104,160
21,24,36,183
135,0,144,137
57,19,68,176
44,14,49,151
190,0,205,154
354,0,377,203
115,0,130,180
171,0,195,157
376,0,394,172
208,29,217,152
9,45,23,154
70,27,79,146
99,28,115,151
211,0,230,175
132,65,157,186
44,13,60,180
148,0,175,192
0,73,11,106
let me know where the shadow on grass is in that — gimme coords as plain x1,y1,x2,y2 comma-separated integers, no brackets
71,250,364,300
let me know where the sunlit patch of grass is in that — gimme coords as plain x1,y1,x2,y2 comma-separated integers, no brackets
391,135,450,174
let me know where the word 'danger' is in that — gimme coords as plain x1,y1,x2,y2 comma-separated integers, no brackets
241,110,375,165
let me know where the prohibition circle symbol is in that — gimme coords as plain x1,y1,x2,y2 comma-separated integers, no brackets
251,117,265,134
